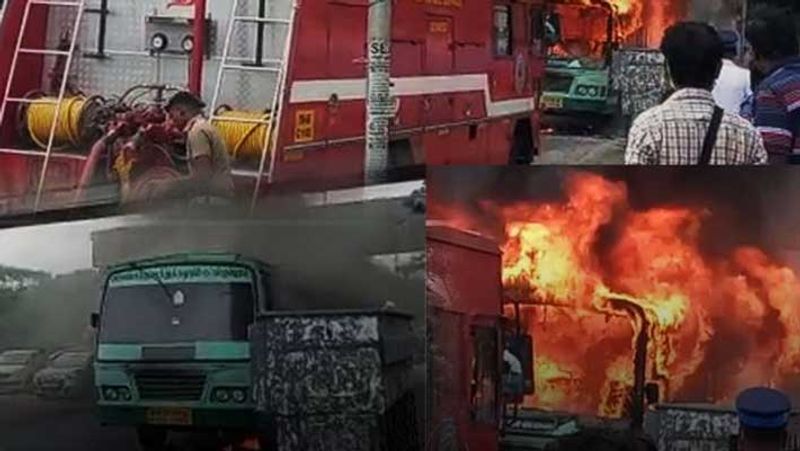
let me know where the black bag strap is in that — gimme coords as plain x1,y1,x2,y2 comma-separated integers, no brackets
699,106,725,165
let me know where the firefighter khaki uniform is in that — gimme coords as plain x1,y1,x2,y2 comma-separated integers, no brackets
185,116,235,202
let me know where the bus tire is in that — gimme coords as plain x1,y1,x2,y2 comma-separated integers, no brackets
136,426,168,451
509,119,534,165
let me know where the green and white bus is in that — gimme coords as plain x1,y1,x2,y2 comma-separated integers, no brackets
91,253,272,450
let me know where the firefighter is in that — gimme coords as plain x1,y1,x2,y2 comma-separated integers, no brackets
165,91,235,204
502,347,524,395
735,387,792,451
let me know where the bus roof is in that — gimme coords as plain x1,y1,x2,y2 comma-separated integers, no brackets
106,252,268,272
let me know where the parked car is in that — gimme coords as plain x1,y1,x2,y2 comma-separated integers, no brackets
0,349,48,394
32,349,93,399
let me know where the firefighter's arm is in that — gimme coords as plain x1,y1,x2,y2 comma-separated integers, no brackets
186,127,215,182
166,126,215,198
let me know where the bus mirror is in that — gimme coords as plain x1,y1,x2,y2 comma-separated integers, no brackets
90,313,99,329
645,382,660,405
503,334,535,398
545,13,562,47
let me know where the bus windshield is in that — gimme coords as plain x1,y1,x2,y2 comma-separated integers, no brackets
549,4,612,61
99,264,256,344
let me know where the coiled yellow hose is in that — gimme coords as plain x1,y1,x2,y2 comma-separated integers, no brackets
211,110,272,159
25,97,87,150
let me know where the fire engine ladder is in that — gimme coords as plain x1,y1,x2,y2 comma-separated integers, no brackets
0,0,87,213
208,0,298,210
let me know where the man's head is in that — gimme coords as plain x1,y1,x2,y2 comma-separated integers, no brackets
166,91,206,129
736,387,792,451
747,5,799,74
718,30,740,60
660,22,724,90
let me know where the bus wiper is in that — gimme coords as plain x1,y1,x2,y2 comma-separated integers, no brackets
130,262,173,303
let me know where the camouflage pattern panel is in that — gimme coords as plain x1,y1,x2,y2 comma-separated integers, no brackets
611,48,668,118
250,311,416,451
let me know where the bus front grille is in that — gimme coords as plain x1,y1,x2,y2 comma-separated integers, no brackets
134,370,206,401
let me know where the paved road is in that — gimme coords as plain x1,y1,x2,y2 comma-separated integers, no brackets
0,394,137,451
536,134,626,165
0,395,231,451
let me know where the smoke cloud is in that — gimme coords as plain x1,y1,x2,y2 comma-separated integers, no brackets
0,196,425,351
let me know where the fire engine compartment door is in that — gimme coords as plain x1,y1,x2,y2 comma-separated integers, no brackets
425,15,454,75
328,3,368,79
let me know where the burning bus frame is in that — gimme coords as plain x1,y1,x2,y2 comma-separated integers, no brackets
499,283,660,448
499,276,800,451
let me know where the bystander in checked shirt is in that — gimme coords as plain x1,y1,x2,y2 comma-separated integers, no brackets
625,88,768,165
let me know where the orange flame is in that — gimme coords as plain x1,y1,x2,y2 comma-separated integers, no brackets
496,173,800,418
553,0,686,53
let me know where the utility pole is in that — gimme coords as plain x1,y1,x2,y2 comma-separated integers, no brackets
365,0,392,185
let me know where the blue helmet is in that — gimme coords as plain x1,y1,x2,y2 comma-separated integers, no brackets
736,387,792,430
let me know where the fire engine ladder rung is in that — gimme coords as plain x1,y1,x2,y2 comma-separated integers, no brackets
5,97,58,104
233,16,291,25
221,63,281,73
18,48,72,56
29,0,83,6
210,115,270,125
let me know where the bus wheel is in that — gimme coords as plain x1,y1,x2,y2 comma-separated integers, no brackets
136,426,168,451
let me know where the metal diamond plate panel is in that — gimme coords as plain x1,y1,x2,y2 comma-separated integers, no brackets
40,0,290,111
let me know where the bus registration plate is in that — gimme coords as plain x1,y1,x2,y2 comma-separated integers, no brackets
541,95,563,110
146,407,192,426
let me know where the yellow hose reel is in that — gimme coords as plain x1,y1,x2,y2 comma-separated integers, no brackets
20,95,105,151
211,107,272,160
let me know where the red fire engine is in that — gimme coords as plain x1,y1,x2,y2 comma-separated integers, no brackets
0,0,545,214
427,221,535,451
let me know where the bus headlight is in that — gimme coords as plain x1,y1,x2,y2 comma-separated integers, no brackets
103,387,118,401
101,386,132,401
213,388,230,403
212,387,248,404
232,389,246,403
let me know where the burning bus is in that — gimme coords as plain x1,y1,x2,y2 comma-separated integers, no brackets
428,167,800,450
540,0,688,127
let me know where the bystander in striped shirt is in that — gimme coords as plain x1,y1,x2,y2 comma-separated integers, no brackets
625,88,768,165
753,57,800,163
